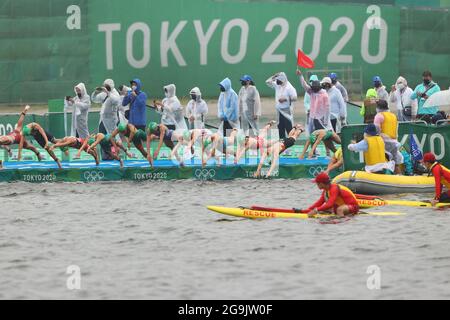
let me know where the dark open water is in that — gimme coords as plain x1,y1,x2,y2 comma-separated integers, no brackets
1,180,449,299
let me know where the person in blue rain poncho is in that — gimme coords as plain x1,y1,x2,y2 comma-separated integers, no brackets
122,78,147,131
218,78,240,137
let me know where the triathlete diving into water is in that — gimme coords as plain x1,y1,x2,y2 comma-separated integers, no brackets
255,124,305,178
0,105,43,164
112,123,149,165
19,122,62,169
77,133,132,168
49,136,99,165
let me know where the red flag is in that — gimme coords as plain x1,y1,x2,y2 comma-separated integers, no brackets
297,49,315,69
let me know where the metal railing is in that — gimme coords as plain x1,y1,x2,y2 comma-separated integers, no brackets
305,66,363,99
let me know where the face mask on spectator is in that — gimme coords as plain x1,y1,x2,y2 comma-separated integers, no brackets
396,83,405,90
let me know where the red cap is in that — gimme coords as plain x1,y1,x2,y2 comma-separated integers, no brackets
312,172,331,184
423,152,436,163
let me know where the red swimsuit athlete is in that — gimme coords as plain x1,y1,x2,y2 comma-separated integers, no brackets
305,172,360,217
423,152,450,205
0,105,42,163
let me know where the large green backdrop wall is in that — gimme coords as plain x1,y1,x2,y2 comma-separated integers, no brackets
0,0,89,104
89,0,399,100
0,0,447,104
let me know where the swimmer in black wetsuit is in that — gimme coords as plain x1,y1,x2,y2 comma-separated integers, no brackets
255,124,305,178
19,122,62,169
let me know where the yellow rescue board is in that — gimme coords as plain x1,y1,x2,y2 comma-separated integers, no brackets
357,199,450,209
207,206,405,220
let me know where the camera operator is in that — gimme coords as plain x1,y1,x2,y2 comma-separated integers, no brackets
64,83,91,138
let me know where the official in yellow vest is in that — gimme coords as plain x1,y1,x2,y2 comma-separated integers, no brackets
374,99,403,174
347,124,395,174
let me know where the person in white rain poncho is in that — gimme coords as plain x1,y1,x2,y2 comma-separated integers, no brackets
118,84,131,124
218,78,240,137
91,79,121,134
321,77,347,133
154,84,187,131
186,87,208,129
64,83,90,138
265,72,297,139
389,76,417,122
238,75,261,136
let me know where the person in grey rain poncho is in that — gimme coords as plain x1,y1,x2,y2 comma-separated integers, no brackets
218,78,240,137
238,75,261,136
186,87,208,129
91,79,121,134
154,84,187,131
64,83,90,138
266,72,298,139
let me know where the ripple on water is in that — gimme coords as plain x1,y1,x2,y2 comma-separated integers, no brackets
0,242,19,249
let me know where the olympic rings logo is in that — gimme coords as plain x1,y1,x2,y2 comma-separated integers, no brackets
308,166,325,177
83,171,105,182
194,169,216,180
